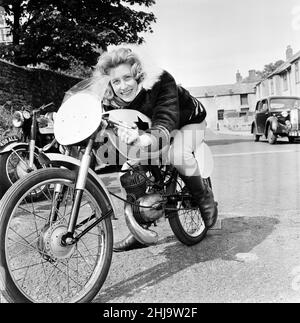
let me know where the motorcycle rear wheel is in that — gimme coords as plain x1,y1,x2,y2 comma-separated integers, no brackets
0,168,113,303
167,175,210,246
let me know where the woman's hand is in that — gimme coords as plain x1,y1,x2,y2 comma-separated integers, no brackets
117,125,153,147
117,125,140,145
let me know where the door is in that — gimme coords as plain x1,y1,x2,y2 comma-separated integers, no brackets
256,99,269,134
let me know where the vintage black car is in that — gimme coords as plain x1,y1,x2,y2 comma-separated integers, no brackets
251,96,300,144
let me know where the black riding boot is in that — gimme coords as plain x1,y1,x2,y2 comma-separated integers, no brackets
180,175,218,228
113,233,147,252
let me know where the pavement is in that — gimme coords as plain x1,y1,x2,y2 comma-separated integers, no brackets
97,130,300,303
208,127,252,137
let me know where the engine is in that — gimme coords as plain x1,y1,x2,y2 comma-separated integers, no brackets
120,166,164,225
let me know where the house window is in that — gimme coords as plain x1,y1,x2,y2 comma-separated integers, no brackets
296,61,300,84
0,28,4,42
0,8,5,25
240,94,248,105
0,27,12,43
283,72,288,91
217,109,224,120
239,107,249,117
241,107,249,112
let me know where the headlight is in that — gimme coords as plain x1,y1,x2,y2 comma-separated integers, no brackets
285,120,292,129
281,111,289,118
12,111,24,128
44,112,56,123
23,110,31,119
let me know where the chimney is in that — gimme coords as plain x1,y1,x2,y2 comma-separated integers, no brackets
236,70,242,83
286,45,293,60
248,69,256,81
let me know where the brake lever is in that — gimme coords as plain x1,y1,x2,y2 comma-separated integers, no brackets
35,102,55,114
41,102,54,111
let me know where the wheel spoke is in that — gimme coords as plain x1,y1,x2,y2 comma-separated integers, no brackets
1,170,112,303
168,175,207,243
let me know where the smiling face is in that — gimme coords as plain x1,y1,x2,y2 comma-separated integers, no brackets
109,64,139,103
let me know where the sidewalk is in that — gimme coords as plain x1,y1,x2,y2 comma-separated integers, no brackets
206,127,252,138
213,128,252,137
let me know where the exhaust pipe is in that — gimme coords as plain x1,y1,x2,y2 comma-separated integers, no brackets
124,203,159,246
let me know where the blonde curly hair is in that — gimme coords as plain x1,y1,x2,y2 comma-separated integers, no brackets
94,47,145,102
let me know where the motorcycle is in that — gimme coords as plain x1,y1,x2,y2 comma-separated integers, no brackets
0,87,217,303
0,102,59,198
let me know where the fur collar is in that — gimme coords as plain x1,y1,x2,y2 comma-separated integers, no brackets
106,43,164,90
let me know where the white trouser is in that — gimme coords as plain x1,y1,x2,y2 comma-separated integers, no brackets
168,121,206,176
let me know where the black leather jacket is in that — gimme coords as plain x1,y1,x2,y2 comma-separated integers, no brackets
104,70,207,140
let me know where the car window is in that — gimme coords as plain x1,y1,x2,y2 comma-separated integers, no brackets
255,102,261,111
261,100,268,112
257,101,265,112
270,98,300,111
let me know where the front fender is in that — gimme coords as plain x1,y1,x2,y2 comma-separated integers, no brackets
46,153,118,218
0,143,49,165
0,142,28,154
265,117,278,136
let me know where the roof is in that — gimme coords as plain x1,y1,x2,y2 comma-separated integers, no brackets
258,50,300,82
259,95,300,101
187,82,257,98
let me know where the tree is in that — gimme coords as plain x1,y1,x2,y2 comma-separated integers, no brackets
241,59,285,83
258,60,285,79
0,0,156,71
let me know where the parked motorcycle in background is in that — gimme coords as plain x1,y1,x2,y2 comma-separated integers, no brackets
0,102,59,198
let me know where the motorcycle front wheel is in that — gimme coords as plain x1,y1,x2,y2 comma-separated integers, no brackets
0,168,113,303
167,175,210,246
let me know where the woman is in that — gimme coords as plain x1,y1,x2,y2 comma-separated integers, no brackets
94,46,218,252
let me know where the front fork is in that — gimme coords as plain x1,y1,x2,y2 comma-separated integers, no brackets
28,111,38,170
53,138,94,245
28,139,36,170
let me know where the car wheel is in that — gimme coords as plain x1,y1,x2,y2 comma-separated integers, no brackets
288,136,295,143
267,126,277,144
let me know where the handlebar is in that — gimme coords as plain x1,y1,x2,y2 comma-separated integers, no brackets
35,102,56,114
102,114,136,130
